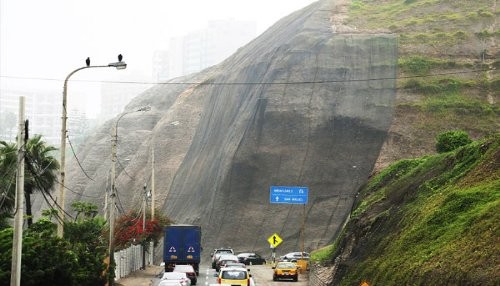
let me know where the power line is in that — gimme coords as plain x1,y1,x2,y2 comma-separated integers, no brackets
117,159,135,181
53,177,102,199
67,134,95,181
24,153,74,222
0,68,492,86
114,188,126,214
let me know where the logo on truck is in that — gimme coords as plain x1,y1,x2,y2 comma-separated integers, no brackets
169,246,177,252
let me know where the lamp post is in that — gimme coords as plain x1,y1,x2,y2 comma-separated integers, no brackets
142,183,151,270
57,55,127,238
109,106,150,286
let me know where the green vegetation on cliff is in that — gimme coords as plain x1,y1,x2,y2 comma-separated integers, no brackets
323,134,499,285
347,0,499,163
311,1,500,284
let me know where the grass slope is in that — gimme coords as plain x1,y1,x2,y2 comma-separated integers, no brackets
311,1,500,284
345,0,499,169
319,134,499,285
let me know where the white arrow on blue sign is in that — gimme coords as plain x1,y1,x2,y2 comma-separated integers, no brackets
270,186,308,204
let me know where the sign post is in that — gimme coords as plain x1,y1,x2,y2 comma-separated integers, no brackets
267,233,283,264
269,186,309,261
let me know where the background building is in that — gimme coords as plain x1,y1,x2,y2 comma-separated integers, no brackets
0,89,60,145
153,19,257,81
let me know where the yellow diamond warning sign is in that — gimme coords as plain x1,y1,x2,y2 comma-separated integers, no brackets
267,233,283,248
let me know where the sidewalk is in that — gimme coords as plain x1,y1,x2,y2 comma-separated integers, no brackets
115,265,163,286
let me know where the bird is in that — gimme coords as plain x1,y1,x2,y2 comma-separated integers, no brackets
118,54,123,62
85,57,90,67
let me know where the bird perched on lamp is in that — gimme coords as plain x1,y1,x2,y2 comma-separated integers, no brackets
85,57,90,67
118,54,123,62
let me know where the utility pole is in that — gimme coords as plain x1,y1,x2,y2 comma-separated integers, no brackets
108,106,150,286
103,173,109,220
151,146,155,220
142,183,147,270
301,204,306,259
108,121,118,286
10,97,25,286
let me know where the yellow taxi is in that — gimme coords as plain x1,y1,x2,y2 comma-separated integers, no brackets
215,267,252,286
272,261,299,282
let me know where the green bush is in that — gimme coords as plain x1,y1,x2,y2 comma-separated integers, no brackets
435,130,472,153
0,217,108,286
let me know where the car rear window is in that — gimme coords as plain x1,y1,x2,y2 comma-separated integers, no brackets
162,272,186,279
277,263,295,269
222,270,247,279
174,265,195,272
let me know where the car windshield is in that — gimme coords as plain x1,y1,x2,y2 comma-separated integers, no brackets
222,270,247,279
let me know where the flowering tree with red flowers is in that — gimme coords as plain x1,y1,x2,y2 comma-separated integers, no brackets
114,210,171,250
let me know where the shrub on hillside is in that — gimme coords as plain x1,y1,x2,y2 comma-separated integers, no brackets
435,130,472,153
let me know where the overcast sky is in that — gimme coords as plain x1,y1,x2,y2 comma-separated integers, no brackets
0,0,317,115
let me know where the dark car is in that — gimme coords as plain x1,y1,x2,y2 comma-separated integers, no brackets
215,254,239,272
211,248,234,269
237,252,266,265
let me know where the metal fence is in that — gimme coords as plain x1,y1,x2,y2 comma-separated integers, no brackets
114,242,154,280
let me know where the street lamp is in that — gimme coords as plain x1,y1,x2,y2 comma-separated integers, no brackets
57,55,127,238
109,105,150,286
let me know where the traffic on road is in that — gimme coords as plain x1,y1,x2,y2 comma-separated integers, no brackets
154,252,309,286
154,263,309,286
158,225,309,285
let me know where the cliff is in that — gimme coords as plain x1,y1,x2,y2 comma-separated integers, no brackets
60,0,398,254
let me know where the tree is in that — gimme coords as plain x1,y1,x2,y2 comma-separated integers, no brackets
0,135,59,227
0,141,17,228
0,203,109,286
63,213,107,285
0,223,78,286
114,210,171,250
435,130,473,153
23,135,59,227
71,201,98,221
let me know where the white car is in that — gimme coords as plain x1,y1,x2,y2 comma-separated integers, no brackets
158,280,183,286
173,264,197,285
280,251,310,262
211,248,234,268
160,272,192,286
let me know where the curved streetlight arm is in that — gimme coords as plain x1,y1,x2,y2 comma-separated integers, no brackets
57,61,127,238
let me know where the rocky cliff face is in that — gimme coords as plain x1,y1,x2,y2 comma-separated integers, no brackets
62,0,397,254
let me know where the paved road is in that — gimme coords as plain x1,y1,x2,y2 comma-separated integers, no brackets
118,263,309,286
245,264,308,286
202,264,308,286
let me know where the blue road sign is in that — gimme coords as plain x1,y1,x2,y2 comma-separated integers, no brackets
270,186,309,204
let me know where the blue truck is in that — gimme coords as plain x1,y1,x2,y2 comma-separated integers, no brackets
163,224,201,275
